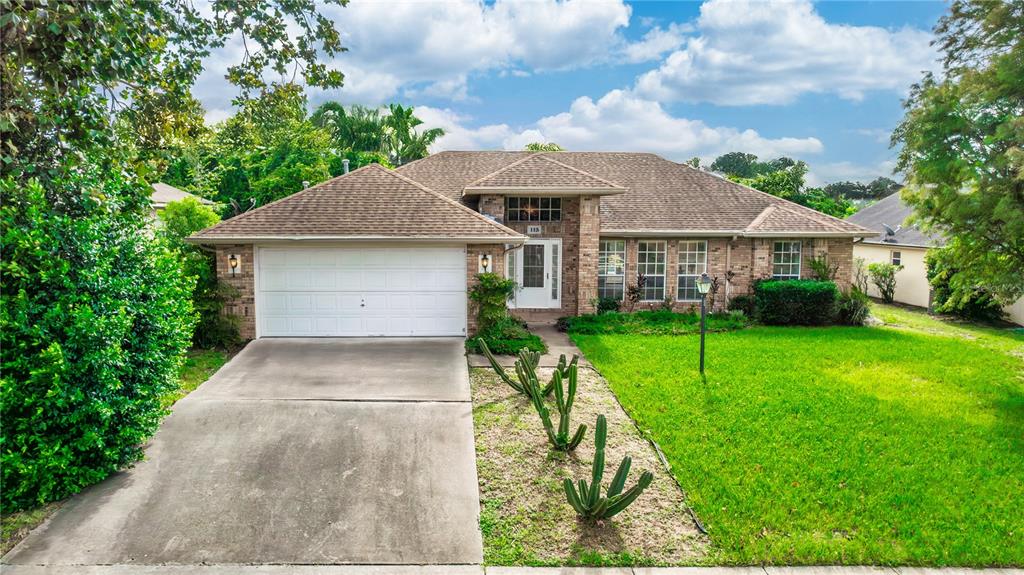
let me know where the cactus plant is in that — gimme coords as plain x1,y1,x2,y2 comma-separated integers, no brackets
563,415,653,519
477,338,553,398
556,353,579,379
530,364,586,451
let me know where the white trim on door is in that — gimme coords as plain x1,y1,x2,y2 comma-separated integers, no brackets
509,238,562,309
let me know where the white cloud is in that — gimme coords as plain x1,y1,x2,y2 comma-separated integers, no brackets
621,22,691,63
634,0,938,105
808,159,897,186
419,90,824,161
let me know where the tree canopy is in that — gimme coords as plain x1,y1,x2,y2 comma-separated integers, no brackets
893,0,1024,304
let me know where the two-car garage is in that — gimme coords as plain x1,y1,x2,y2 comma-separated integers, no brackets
256,246,468,337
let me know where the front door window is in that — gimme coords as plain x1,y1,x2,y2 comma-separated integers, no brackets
523,244,545,288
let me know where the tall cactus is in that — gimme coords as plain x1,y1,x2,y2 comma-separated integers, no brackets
556,353,579,380
563,415,654,519
477,338,553,398
530,364,586,451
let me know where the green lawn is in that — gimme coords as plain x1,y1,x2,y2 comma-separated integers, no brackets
573,304,1024,566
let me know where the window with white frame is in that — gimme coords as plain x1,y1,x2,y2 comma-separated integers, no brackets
505,197,561,221
891,250,902,266
637,241,666,301
772,240,802,279
598,240,626,300
676,240,708,301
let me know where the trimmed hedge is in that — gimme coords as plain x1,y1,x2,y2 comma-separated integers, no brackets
465,317,547,355
754,280,838,325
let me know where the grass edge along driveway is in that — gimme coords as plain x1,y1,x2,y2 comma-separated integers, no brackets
573,305,1024,566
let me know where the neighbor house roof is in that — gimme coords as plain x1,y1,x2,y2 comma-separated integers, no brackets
187,164,525,244
845,192,941,248
151,182,214,208
397,151,874,237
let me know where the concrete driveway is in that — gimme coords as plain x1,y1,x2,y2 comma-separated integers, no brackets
4,338,483,567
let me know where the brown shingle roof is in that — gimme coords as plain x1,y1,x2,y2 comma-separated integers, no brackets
397,151,874,237
188,164,524,243
463,153,626,193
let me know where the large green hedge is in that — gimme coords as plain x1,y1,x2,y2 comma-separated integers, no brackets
754,280,838,325
0,175,196,512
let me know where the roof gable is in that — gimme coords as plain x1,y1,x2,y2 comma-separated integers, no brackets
462,153,626,195
188,164,524,243
846,193,941,247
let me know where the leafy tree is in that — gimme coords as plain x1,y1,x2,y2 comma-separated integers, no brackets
525,142,565,151
866,177,903,199
685,157,701,168
710,152,762,178
0,0,346,511
867,262,902,303
730,161,855,217
383,104,445,165
926,247,1005,321
893,0,1024,304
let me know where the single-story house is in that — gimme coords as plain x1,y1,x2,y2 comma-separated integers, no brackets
150,182,215,220
847,192,1023,325
187,152,874,339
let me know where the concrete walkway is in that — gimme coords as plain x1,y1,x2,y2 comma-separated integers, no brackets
3,338,483,568
1,564,1020,574
467,323,590,368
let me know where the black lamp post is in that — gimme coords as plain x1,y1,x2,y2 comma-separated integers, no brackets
696,272,712,374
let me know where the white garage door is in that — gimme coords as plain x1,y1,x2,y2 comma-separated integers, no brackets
257,246,467,337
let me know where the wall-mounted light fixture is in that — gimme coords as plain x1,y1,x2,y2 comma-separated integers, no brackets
479,253,491,273
228,253,240,276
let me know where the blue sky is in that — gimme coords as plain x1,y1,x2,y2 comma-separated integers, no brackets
196,0,948,185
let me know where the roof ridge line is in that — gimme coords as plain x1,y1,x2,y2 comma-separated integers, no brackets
381,165,525,239
745,205,777,232
192,164,379,236
464,152,543,188
536,154,627,190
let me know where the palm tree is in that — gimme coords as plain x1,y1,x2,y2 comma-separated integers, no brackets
382,104,444,165
310,102,387,154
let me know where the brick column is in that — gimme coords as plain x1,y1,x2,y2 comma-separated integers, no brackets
466,244,508,335
215,244,256,340
576,195,600,314
827,238,854,289
752,239,773,280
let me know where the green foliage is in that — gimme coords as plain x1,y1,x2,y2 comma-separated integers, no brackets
574,305,1024,564
710,152,763,178
530,365,587,452
807,254,839,281
469,273,518,333
563,415,653,519
754,280,838,325
852,256,870,293
728,294,757,317
729,162,855,218
926,248,1005,322
562,310,749,335
1,175,196,512
595,297,621,314
525,142,565,151
476,339,551,398
867,262,901,304
383,104,445,166
157,199,241,348
467,317,547,355
824,178,902,201
893,0,1024,305
836,288,871,326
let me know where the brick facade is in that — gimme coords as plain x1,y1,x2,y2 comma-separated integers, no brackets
466,243,507,335
215,244,256,340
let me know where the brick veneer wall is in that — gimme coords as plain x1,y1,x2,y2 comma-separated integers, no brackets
477,195,598,316
215,244,256,340
466,243,508,335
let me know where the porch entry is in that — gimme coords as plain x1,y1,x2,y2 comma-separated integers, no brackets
509,238,561,309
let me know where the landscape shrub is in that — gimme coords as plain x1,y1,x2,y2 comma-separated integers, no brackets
754,280,838,325
807,254,839,281
157,198,241,348
562,310,749,335
926,249,1005,322
728,294,756,316
836,288,871,326
1,175,196,512
595,296,621,314
469,273,516,333
465,316,547,355
867,262,901,303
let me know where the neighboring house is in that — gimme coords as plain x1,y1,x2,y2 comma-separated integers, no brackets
149,182,215,220
187,152,874,339
847,193,1023,325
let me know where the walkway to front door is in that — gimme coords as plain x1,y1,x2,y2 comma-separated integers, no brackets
3,339,483,567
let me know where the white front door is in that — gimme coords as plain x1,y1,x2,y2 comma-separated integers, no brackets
256,246,467,337
511,239,561,309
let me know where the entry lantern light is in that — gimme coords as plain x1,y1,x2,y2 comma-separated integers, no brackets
480,253,491,273
228,254,240,276
696,272,712,374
